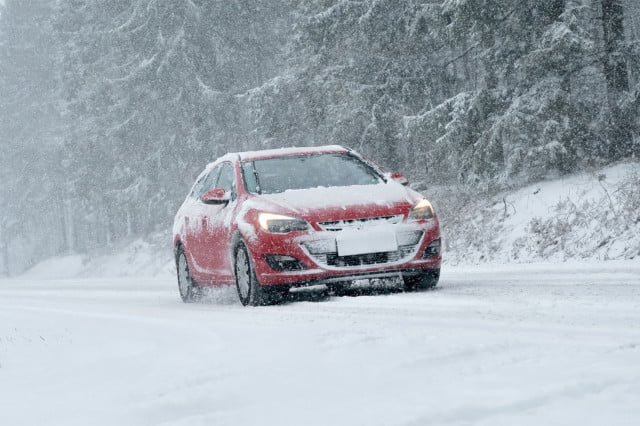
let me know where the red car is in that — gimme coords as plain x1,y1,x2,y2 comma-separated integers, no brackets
173,145,441,305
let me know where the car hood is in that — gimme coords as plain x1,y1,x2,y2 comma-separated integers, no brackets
244,182,421,222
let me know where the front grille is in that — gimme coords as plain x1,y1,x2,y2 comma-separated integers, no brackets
326,250,402,267
317,215,403,231
305,240,420,268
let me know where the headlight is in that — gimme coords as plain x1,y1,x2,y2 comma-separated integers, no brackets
409,199,434,220
258,212,310,233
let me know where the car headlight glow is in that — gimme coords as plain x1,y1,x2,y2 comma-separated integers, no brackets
258,212,309,233
409,198,434,220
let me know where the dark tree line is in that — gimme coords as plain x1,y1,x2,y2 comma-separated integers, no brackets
1,0,639,274
245,0,639,184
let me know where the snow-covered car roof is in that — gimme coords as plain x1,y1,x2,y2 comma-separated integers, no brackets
236,145,348,161
202,145,353,176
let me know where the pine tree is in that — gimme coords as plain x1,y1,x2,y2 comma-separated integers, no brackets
601,0,633,159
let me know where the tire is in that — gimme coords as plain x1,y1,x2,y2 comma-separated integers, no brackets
234,241,269,306
176,246,202,303
403,269,440,292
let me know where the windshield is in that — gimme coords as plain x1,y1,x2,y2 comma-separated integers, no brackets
242,153,384,194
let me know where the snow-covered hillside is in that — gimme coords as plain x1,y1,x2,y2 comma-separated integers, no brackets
435,161,640,265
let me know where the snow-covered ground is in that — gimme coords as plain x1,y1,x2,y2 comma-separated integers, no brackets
1,261,639,426
2,161,639,425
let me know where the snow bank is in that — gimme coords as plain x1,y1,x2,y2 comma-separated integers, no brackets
21,234,174,280
435,161,640,265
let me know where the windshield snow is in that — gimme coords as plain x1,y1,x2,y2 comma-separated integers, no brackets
242,153,383,194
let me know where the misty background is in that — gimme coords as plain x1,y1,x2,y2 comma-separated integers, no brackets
1,0,639,275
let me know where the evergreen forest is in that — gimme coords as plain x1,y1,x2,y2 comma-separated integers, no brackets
1,0,639,274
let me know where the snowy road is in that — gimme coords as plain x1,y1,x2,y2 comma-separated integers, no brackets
1,262,640,426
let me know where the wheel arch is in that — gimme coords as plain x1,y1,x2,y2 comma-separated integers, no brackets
230,230,263,284
230,230,246,263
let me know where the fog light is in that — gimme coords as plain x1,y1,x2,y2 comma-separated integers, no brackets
423,238,441,258
397,231,423,246
264,254,307,271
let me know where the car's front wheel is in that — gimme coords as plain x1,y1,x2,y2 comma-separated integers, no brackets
403,269,440,291
234,241,268,306
234,242,290,306
176,246,202,303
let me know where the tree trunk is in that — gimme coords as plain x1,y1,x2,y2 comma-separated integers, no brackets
601,0,632,159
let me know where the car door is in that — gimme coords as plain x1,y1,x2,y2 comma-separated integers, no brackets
200,162,237,282
184,164,222,278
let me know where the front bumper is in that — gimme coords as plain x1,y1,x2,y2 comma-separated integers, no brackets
245,220,442,287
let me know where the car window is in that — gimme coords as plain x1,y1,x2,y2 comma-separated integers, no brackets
215,162,236,197
242,162,258,193
190,174,208,200
193,165,222,200
242,153,383,194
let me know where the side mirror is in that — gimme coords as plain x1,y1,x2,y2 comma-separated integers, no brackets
390,173,409,186
202,188,230,205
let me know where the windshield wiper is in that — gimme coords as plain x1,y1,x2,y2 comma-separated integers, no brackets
252,161,262,194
